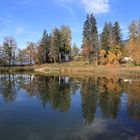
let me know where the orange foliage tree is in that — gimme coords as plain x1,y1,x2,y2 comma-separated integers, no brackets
98,49,107,65
107,45,123,65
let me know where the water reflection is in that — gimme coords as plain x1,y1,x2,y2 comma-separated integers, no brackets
124,80,140,120
0,73,140,140
81,77,97,125
0,74,17,102
0,74,140,121
97,77,122,119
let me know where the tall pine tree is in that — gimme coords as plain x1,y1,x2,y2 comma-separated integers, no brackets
101,22,113,51
38,29,49,64
90,14,98,65
112,21,122,46
49,28,60,63
83,15,90,44
82,14,98,65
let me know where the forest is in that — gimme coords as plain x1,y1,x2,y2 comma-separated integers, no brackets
0,14,140,66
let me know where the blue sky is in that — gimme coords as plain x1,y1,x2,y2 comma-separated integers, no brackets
0,0,140,48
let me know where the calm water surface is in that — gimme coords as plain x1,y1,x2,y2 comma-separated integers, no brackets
0,73,140,140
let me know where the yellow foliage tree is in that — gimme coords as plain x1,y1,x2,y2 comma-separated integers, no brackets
107,45,123,65
132,38,140,65
98,49,107,65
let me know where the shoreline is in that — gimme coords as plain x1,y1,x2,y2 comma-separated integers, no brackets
0,66,34,72
1,62,140,78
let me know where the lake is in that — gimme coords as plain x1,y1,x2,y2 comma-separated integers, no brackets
0,73,140,140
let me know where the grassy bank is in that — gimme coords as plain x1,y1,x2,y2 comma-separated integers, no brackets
1,61,140,77
34,61,120,76
35,61,140,77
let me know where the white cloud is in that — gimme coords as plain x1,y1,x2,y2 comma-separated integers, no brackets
55,0,110,14
81,0,110,14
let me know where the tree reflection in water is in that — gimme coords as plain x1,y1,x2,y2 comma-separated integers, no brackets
124,80,140,120
0,73,140,124
0,74,17,103
97,77,123,119
80,77,97,125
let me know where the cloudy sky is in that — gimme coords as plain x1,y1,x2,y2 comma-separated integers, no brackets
0,0,139,48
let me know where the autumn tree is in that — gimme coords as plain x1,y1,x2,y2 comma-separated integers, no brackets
81,37,89,61
2,36,17,65
17,48,30,65
100,21,123,65
107,45,123,65
132,43,140,65
30,42,43,65
127,20,140,65
48,26,72,63
138,19,140,38
27,42,35,65
129,20,137,40
98,49,107,65
60,25,71,62
0,45,5,65
71,43,79,60
109,22,123,65
16,49,25,65
99,22,113,65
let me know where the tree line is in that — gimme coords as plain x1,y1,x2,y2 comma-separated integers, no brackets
81,14,122,65
0,14,140,66
81,14,140,66
0,25,72,66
